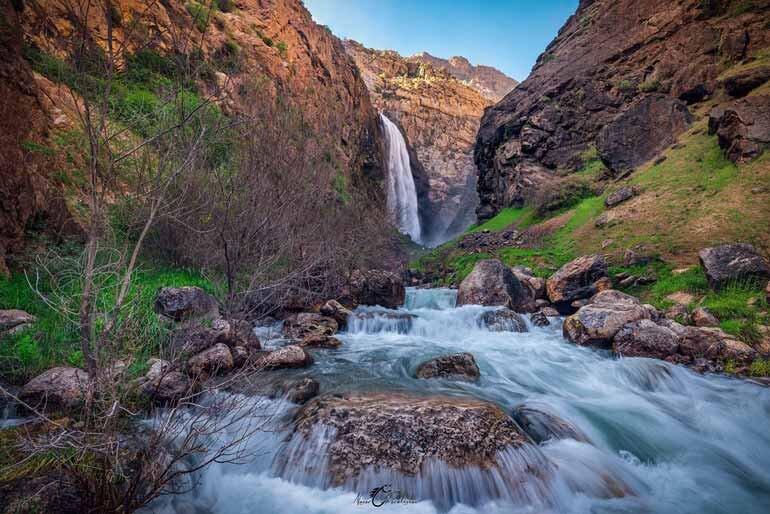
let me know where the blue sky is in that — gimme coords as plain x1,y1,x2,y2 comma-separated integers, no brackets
303,0,579,81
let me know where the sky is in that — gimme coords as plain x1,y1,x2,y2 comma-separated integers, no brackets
303,0,579,82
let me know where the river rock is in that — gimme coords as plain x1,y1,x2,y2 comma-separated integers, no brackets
282,313,338,339
140,360,192,405
284,393,533,486
458,259,535,312
284,378,320,404
708,95,770,163
679,327,757,364
605,186,635,207
170,323,221,357
211,318,261,351
20,367,90,412
612,319,681,360
298,334,342,349
513,404,589,444
154,286,219,321
187,343,234,378
698,243,770,290
415,353,481,381
546,255,609,313
0,309,36,333
541,306,560,317
260,345,314,370
480,309,528,332
563,290,657,347
231,346,249,367
530,312,550,327
348,269,405,309
319,299,353,328
511,265,547,300
691,307,719,327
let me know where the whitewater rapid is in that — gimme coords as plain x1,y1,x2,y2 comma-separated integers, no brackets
381,113,422,244
148,288,770,514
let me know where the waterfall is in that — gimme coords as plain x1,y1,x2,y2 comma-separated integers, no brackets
380,113,422,243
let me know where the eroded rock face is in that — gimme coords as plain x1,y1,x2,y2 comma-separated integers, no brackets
546,255,609,312
415,353,481,381
458,259,534,312
282,313,338,339
564,290,657,347
479,309,529,332
20,367,89,412
709,95,770,163
698,243,770,289
154,287,219,321
721,66,770,98
348,269,405,309
409,52,518,102
597,95,691,173
284,393,531,485
473,0,770,218
260,345,313,370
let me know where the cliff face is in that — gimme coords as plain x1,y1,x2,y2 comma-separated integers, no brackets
474,0,770,220
344,40,515,244
409,52,518,102
4,0,386,270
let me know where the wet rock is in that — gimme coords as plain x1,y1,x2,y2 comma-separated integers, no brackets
348,269,405,309
698,243,770,290
612,319,680,360
721,65,770,98
541,307,560,317
285,393,533,486
20,367,89,412
597,95,692,173
319,299,353,328
679,327,757,364
513,404,589,444
708,95,770,163
140,360,192,405
0,309,36,333
298,334,342,349
415,353,481,381
282,313,338,339
511,265,547,300
605,186,635,207
546,255,609,313
260,345,314,370
479,309,528,332
530,312,550,327
154,286,219,321
458,259,535,312
211,318,261,351
563,290,657,347
691,307,719,327
284,378,320,404
187,343,234,378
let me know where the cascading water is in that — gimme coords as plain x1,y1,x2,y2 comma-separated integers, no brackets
381,113,422,243
129,287,770,514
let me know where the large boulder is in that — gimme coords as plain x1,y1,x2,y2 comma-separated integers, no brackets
154,286,219,321
563,290,657,347
698,243,770,290
479,309,528,332
20,367,89,412
679,327,757,364
259,345,314,370
186,343,234,378
348,269,405,309
282,313,338,339
708,95,770,163
511,265,547,300
281,393,536,488
596,95,692,173
546,255,609,313
612,319,681,360
0,309,36,333
170,323,222,357
457,259,535,312
139,359,193,405
415,353,481,381
319,299,353,328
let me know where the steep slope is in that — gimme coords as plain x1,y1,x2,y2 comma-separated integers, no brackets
409,52,518,102
344,40,516,245
475,0,770,220
4,0,386,270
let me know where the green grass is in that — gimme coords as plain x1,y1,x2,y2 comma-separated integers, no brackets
468,207,535,233
0,265,216,383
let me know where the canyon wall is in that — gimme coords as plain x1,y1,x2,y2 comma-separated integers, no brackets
475,0,770,220
345,40,516,245
409,52,518,102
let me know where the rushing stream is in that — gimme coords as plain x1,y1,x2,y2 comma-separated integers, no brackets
149,288,770,514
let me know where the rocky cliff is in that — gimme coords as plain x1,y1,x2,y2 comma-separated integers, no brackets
344,40,516,244
475,0,770,220
3,0,386,269
409,52,518,102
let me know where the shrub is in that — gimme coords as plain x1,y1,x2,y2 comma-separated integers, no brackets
638,79,660,92
276,41,288,58
615,79,635,93
186,1,214,33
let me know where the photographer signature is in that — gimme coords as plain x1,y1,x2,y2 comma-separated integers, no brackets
354,484,419,507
